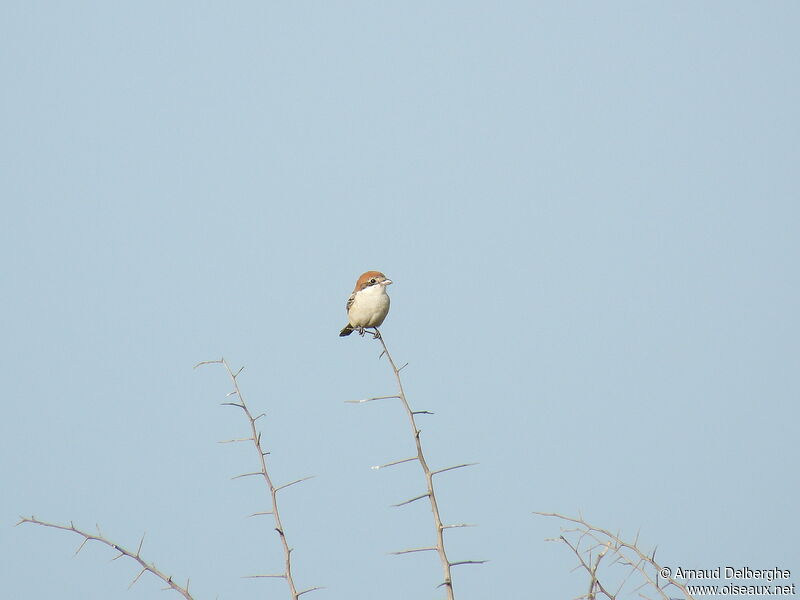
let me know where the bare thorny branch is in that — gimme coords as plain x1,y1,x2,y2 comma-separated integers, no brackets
535,512,695,600
348,328,484,599
19,358,318,600
16,517,194,599
195,357,319,600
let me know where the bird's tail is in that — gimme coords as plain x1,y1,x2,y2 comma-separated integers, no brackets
339,324,354,337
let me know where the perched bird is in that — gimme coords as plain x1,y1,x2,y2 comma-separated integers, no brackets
339,271,393,337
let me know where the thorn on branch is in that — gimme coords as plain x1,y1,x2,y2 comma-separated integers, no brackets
129,567,147,589
390,546,437,555
193,358,223,369
75,538,89,555
370,457,417,470
392,493,429,507
432,463,478,476
231,472,262,480
275,476,315,492
298,586,325,596
450,559,488,567
344,395,400,404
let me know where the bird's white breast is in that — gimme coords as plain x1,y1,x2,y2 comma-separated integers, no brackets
348,284,390,327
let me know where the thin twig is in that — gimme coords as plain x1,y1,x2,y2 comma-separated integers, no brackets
196,357,314,600
16,517,193,600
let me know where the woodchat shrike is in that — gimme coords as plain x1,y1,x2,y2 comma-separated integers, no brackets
339,271,392,337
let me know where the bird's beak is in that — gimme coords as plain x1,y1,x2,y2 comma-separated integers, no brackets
382,279,393,286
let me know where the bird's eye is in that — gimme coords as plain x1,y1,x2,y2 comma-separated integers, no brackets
369,278,377,284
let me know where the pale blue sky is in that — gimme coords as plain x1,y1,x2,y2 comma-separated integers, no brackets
2,2,798,599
